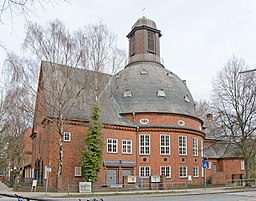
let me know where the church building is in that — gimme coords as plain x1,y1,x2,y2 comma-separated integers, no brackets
31,17,244,191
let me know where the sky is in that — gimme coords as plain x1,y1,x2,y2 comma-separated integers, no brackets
1,0,256,102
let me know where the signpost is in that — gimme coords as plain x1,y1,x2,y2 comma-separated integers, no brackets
202,160,209,169
202,159,209,190
45,165,51,195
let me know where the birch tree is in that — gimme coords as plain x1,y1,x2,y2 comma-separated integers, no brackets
5,19,125,177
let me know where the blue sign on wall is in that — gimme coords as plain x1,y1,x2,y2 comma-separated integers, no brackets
202,160,209,169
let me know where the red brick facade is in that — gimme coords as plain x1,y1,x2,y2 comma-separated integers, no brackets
31,113,206,191
30,17,245,192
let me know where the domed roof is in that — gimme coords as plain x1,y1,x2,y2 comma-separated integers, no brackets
110,62,196,116
131,17,157,29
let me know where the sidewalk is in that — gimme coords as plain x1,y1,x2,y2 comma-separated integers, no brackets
0,182,254,199
0,181,13,193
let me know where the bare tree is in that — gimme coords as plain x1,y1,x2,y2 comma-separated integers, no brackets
0,86,32,186
0,0,67,54
195,100,212,119
211,55,256,180
74,22,126,101
0,0,64,24
4,19,125,177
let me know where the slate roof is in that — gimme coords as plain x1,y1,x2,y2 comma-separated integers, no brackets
204,141,242,159
41,60,196,126
41,61,107,120
110,62,196,117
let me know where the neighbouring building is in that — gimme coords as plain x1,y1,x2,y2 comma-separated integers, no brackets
20,127,33,184
31,17,245,192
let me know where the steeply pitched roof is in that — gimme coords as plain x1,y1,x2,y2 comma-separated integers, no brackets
40,61,134,126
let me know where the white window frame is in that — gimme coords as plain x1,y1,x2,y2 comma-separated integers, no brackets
208,162,212,169
64,132,71,142
160,134,170,155
140,166,151,177
107,138,118,153
160,166,171,178
122,140,132,154
179,136,187,155
240,161,245,171
179,166,187,178
139,134,150,155
193,137,198,156
75,166,82,176
193,166,199,177
201,140,204,157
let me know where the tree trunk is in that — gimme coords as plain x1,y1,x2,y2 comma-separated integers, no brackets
58,114,64,176
245,159,251,186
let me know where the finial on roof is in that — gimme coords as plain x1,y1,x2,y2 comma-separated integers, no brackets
142,8,146,18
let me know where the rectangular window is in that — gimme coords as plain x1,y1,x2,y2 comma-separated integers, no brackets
179,136,187,155
241,161,245,171
179,166,187,178
122,140,132,154
107,138,118,153
201,140,204,157
75,167,81,176
140,166,151,177
160,166,171,178
139,134,150,155
148,31,155,54
160,134,170,155
193,137,198,156
64,132,71,142
130,34,135,56
193,166,199,177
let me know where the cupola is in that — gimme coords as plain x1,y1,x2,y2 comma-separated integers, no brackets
126,17,162,65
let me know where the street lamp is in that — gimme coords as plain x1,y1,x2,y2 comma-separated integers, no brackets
239,68,256,74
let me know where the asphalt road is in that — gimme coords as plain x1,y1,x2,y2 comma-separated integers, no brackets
2,191,256,201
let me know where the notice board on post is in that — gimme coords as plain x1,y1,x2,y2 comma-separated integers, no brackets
31,180,37,192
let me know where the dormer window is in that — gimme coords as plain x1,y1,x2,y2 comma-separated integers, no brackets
184,95,190,103
157,89,166,97
123,90,132,98
167,72,173,78
140,69,148,75
147,31,155,54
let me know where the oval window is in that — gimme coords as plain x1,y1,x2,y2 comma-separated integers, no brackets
140,118,149,124
178,120,185,126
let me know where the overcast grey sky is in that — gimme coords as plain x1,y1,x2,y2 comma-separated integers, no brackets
1,0,256,101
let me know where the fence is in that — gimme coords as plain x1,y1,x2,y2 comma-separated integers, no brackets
226,179,256,188
65,182,188,194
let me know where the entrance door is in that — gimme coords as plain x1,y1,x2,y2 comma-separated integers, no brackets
107,169,117,185
122,169,132,177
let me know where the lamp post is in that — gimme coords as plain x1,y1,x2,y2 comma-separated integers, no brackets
239,68,256,74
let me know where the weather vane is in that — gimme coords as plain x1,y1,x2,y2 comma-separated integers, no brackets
142,8,146,18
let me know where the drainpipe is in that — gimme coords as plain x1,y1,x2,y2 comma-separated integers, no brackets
136,125,139,180
132,112,139,179
132,112,136,124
